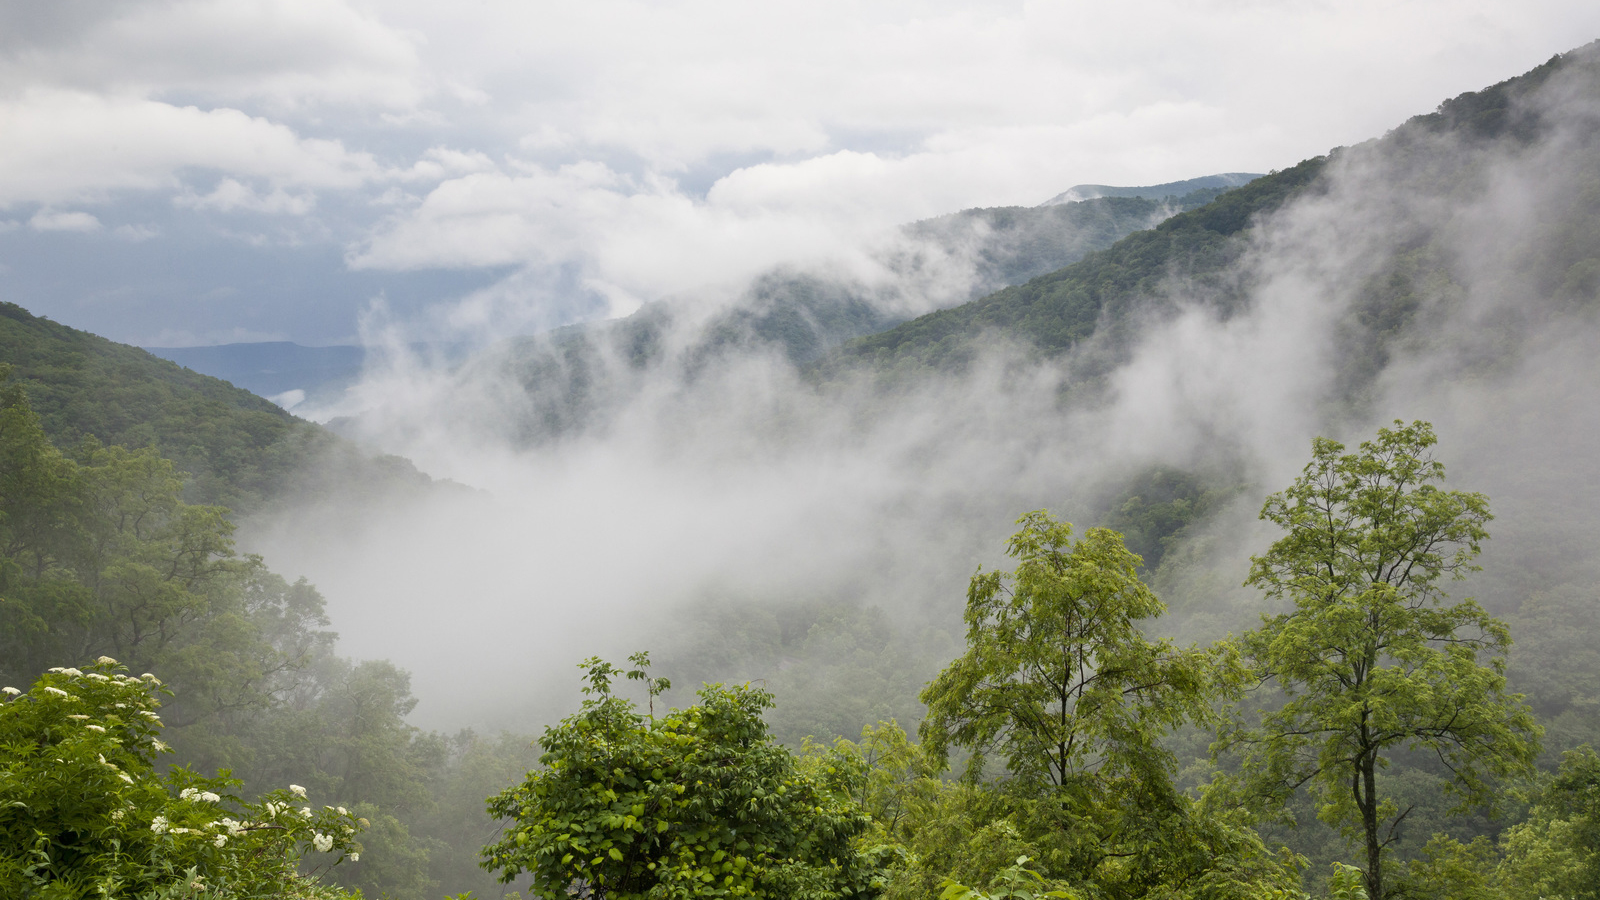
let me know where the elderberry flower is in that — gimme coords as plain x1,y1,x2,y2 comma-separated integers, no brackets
289,784,307,798
214,834,227,848
181,788,197,800
2,687,18,696
151,816,170,835
43,687,69,698
350,853,359,862
97,656,117,665
312,832,334,853
86,724,105,733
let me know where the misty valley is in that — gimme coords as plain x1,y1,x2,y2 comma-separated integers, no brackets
8,41,1600,900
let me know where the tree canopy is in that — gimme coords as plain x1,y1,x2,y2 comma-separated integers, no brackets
483,654,882,900
1223,420,1541,900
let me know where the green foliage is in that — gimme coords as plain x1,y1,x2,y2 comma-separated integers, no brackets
937,856,1079,900
1495,746,1600,900
483,655,881,900
1101,467,1237,573
0,306,433,515
0,363,446,900
921,510,1229,790
0,659,362,899
0,369,326,737
1223,421,1541,900
903,514,1301,900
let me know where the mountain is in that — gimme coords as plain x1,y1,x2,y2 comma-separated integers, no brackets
1038,172,1261,205
826,44,1598,390
143,342,365,409
0,302,433,513
343,183,1243,447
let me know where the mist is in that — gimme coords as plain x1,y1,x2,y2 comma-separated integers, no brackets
238,51,1600,734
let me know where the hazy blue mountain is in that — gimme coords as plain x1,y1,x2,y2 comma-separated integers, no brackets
144,342,365,406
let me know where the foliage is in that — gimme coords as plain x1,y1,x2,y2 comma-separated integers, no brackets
0,367,329,738
1222,421,1541,900
904,514,1301,899
0,364,448,900
1495,745,1600,899
936,856,1078,900
483,654,881,900
920,510,1228,791
0,659,362,899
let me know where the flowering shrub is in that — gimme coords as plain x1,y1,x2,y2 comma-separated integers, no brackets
0,659,363,899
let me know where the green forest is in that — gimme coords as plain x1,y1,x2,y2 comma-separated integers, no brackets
6,39,1600,900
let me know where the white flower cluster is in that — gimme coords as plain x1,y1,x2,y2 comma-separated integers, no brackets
2,687,19,697
312,832,334,853
290,783,307,798
180,788,222,803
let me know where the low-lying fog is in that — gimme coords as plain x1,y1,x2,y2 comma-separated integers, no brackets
240,60,1600,731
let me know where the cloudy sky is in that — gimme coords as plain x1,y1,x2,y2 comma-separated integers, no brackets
2,0,1596,348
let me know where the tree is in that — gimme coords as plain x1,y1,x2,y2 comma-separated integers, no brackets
483,653,882,900
914,513,1302,900
1495,745,1600,899
1224,420,1540,900
920,511,1221,792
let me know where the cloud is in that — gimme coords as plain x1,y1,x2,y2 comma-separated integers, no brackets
29,208,102,232
0,91,383,208
175,178,317,215
0,0,424,110
244,49,1600,730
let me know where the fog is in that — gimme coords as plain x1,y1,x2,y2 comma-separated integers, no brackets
239,51,1600,732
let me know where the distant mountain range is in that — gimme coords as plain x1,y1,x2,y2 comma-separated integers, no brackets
1038,173,1262,206
139,178,1249,416
142,342,366,408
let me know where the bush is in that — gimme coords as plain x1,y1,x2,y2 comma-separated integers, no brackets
0,659,363,899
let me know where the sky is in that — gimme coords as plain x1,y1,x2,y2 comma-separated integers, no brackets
1,0,1598,348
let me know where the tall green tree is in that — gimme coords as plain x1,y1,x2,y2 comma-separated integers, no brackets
915,513,1300,900
920,511,1221,792
1223,420,1540,900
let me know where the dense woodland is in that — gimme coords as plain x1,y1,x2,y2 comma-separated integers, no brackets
5,41,1600,900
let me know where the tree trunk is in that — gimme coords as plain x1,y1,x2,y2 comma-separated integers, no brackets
1361,750,1382,900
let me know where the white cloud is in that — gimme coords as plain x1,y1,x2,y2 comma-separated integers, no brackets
0,91,383,208
175,178,316,215
0,0,424,110
29,208,102,232
113,223,160,241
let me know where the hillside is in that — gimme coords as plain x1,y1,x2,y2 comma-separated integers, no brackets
378,185,1238,447
0,302,432,512
826,45,1592,385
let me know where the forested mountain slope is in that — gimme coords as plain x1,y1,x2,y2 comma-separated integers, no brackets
335,185,1232,446
827,46,1589,385
0,302,433,513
